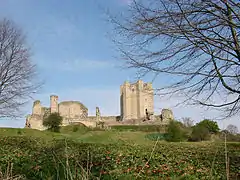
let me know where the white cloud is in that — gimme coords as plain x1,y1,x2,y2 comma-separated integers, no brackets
61,59,114,71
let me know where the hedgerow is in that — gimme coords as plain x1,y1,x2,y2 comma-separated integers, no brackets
0,136,239,179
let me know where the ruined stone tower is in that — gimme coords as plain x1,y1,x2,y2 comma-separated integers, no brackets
32,100,42,115
120,80,154,120
50,95,58,113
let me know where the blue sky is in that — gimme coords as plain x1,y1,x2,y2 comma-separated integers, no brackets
0,0,239,130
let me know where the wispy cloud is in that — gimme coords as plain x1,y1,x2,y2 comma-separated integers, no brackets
38,58,114,72
118,0,135,5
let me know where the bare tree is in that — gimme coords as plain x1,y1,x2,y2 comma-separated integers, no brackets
182,117,194,127
0,18,41,118
110,0,240,118
226,124,239,134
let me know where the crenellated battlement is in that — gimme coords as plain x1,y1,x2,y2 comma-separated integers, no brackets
120,80,154,120
121,80,152,92
33,100,41,106
144,82,152,90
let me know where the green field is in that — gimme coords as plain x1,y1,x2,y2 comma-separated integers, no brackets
0,126,239,180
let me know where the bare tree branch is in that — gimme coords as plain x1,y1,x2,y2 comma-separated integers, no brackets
109,0,240,118
0,18,42,118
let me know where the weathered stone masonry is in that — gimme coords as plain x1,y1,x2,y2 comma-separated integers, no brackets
120,80,154,120
25,80,174,130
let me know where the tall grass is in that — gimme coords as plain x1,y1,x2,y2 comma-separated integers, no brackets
0,127,239,179
0,163,25,180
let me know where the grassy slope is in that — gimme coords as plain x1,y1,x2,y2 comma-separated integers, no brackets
0,126,239,179
0,127,154,145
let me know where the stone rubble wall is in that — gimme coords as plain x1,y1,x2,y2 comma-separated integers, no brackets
26,110,174,131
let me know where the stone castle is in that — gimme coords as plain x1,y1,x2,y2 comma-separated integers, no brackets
120,80,154,120
25,80,173,130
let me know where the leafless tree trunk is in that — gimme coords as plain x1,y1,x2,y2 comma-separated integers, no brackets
110,0,240,118
182,117,194,127
226,124,239,134
0,18,41,118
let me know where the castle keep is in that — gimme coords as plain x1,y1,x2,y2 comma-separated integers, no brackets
120,80,154,120
25,80,173,130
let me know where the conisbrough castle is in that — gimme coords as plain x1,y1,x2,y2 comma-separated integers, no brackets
120,80,154,120
25,80,174,130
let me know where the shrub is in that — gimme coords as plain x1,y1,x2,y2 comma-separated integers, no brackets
17,129,23,135
190,125,210,141
165,120,187,142
189,119,220,142
197,119,220,133
72,126,79,132
43,113,63,132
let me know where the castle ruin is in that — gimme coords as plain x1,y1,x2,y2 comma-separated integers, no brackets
25,80,173,130
120,80,154,120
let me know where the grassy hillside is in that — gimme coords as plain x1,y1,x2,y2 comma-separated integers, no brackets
0,126,239,179
0,126,156,145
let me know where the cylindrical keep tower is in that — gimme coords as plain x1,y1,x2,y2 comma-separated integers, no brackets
50,95,58,113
